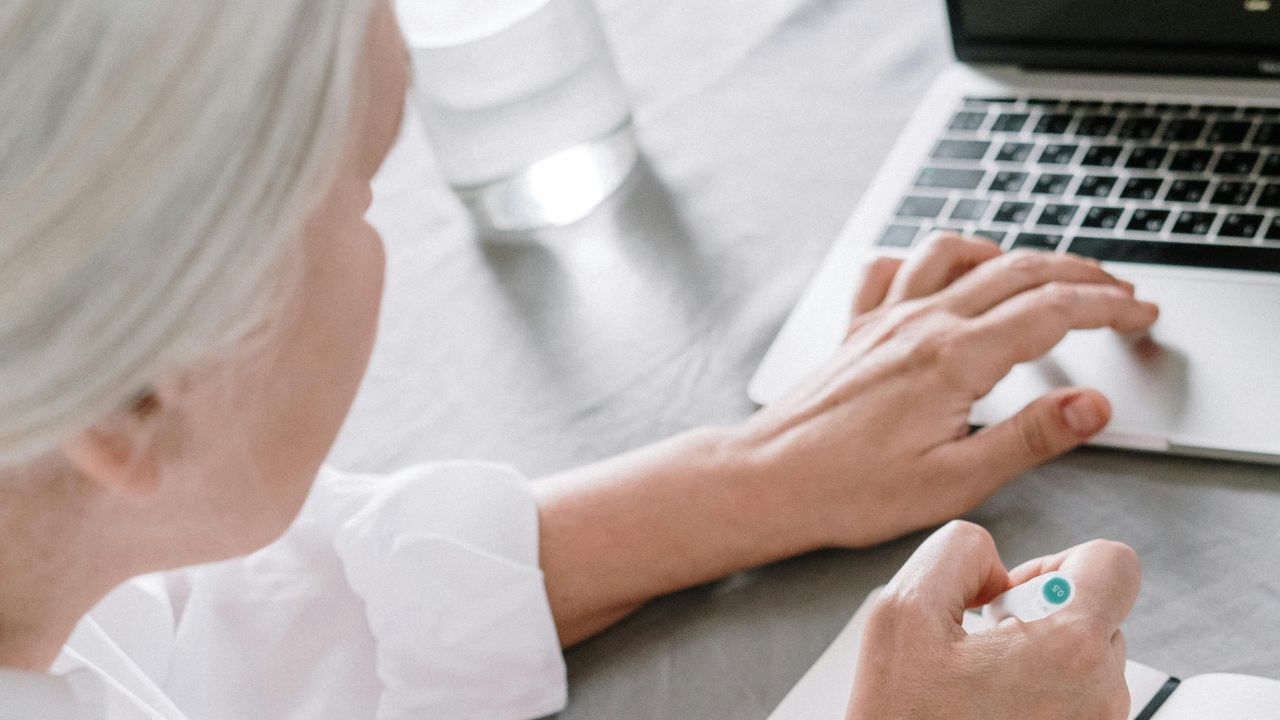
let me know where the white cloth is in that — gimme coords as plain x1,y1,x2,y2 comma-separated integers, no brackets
0,463,569,720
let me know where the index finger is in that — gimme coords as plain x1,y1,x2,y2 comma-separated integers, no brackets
884,521,1012,629
1008,539,1142,634
952,282,1159,398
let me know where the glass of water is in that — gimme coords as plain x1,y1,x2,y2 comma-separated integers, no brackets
397,0,639,232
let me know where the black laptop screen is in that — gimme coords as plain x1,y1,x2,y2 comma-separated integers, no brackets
948,0,1280,77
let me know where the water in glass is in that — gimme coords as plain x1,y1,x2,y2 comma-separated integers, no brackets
399,0,638,231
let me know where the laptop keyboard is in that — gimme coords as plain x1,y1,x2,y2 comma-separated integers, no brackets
877,96,1280,273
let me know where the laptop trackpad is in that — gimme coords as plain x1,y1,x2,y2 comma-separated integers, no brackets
970,270,1280,458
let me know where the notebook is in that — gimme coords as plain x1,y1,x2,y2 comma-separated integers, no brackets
768,588,1280,720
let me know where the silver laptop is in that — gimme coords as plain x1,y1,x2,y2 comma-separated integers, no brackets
750,0,1280,463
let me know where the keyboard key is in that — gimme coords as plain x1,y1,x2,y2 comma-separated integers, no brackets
1162,118,1206,142
1117,117,1160,140
1165,179,1209,203
1012,232,1062,250
996,142,1035,162
896,196,948,218
933,139,991,161
1037,203,1078,226
878,224,920,248
916,167,986,190
1113,101,1150,113
1199,104,1236,115
1215,150,1260,176
1033,113,1073,134
994,201,1034,224
1266,217,1280,241
1172,211,1218,236
991,113,1030,132
1031,173,1072,195
1254,122,1280,147
1210,181,1257,206
1038,144,1078,164
1219,212,1265,239
950,198,990,221
1081,145,1123,167
988,171,1029,193
1261,153,1280,177
1208,120,1252,144
1076,115,1118,137
1082,206,1125,229
1068,236,1280,272
1125,146,1168,170
1127,209,1171,233
1076,175,1118,198
1257,184,1280,209
1169,149,1213,173
974,229,1008,243
949,111,987,131
1120,177,1164,200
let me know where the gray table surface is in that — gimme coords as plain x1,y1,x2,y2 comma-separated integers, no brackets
330,0,1280,716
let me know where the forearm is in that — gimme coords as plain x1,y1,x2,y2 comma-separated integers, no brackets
535,427,822,647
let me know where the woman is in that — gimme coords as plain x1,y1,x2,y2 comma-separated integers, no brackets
0,0,1154,718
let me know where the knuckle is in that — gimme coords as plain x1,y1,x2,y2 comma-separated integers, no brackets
867,587,928,629
868,255,899,274
1017,410,1060,458
1087,539,1142,577
1003,248,1051,277
941,519,989,544
901,323,946,364
934,327,969,363
1036,282,1080,315
926,231,967,251
936,519,999,558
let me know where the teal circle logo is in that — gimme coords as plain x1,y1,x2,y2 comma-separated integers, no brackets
1042,577,1072,605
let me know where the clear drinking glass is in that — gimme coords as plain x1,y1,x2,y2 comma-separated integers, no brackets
397,0,639,232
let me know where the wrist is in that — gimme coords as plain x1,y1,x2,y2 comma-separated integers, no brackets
704,422,834,557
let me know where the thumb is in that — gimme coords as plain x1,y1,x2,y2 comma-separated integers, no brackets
947,388,1111,491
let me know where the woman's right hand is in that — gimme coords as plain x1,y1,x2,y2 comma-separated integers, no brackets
847,521,1140,720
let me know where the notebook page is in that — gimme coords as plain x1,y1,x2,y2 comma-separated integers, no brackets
768,587,1173,720
1152,673,1280,719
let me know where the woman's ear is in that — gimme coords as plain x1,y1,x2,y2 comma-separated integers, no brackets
62,391,163,497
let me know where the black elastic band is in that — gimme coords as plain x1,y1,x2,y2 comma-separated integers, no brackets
1133,677,1182,720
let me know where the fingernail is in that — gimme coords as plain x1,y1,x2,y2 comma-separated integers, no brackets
1062,394,1106,437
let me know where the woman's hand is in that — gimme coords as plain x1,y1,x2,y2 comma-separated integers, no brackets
733,234,1159,548
536,234,1158,647
848,521,1139,720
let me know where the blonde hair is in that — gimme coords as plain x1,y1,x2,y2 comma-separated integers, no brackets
0,0,375,465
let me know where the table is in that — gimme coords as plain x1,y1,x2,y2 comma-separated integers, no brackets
330,1,1280,716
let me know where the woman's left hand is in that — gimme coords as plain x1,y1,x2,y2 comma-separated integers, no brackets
729,234,1159,549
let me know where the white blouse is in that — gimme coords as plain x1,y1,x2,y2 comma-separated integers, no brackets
0,463,569,720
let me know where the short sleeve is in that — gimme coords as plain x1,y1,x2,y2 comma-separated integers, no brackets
331,462,568,720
